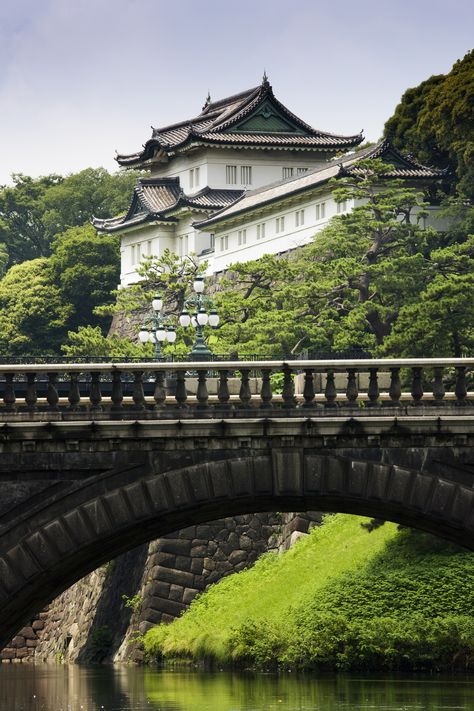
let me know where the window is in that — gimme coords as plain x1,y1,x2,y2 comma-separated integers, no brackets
282,167,294,179
297,167,309,175
315,202,326,220
131,244,136,265
147,240,152,256
210,233,215,251
276,216,285,233
226,165,237,184
256,222,266,240
337,200,348,214
220,235,229,251
241,166,252,185
238,229,247,246
295,209,305,227
189,167,200,189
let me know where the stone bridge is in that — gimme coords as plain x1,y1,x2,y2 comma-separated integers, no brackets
0,357,474,648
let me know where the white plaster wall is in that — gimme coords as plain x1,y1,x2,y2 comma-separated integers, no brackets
120,225,176,286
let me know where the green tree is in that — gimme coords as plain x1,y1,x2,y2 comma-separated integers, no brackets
0,168,137,265
49,224,120,331
213,160,437,356
62,326,153,359
0,259,71,355
384,50,474,199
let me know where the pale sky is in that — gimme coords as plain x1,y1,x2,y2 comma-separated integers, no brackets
0,0,472,185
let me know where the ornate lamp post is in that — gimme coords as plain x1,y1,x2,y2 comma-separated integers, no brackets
178,277,220,360
138,292,176,361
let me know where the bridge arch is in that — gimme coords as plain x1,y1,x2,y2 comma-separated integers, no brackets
0,448,473,648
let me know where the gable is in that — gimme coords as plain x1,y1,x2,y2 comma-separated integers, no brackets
227,98,307,135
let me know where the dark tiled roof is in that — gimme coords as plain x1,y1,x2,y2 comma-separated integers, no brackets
116,79,363,167
92,179,243,233
195,140,448,230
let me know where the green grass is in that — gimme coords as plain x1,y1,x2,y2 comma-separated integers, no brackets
143,514,474,671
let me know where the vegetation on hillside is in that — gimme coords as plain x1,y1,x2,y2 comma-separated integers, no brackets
143,514,474,672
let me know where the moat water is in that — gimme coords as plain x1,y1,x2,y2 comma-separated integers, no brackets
1,665,474,711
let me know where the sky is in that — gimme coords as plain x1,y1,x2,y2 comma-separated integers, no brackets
0,0,472,185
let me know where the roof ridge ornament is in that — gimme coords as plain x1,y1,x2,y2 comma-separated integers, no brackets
202,91,212,111
261,70,270,89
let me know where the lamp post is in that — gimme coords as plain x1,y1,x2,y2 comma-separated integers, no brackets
138,292,176,361
178,276,220,360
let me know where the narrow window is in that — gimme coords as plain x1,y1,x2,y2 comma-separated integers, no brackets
336,200,347,214
315,204,320,220
321,202,326,218
282,167,294,179
276,216,285,233
189,169,194,189
220,235,229,251
257,222,266,240
295,209,305,227
238,229,247,246
241,166,252,185
131,244,136,265
226,165,237,185
195,166,200,187
297,167,309,175
210,233,215,250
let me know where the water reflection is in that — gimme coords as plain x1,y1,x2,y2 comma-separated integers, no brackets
0,665,474,711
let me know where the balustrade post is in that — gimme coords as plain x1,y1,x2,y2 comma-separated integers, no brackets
216,369,231,412
132,371,146,411
324,370,337,408
367,368,379,407
89,372,102,412
239,368,252,410
175,371,188,410
111,370,123,413
46,372,59,411
345,369,358,407
260,369,273,409
3,373,16,412
196,370,209,411
388,367,401,407
153,371,167,411
25,372,37,412
67,373,81,411
432,367,445,405
455,366,468,406
282,366,296,409
301,368,315,408
411,367,424,406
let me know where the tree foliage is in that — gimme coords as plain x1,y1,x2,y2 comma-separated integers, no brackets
0,168,137,265
384,50,474,199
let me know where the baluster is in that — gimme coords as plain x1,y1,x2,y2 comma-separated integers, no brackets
367,368,379,407
239,368,252,409
175,371,188,410
47,372,59,411
216,369,230,411
196,369,209,411
302,368,315,408
153,371,167,411
432,367,445,404
260,369,273,409
389,367,401,407
132,371,146,411
282,366,296,409
324,370,337,408
3,373,16,412
89,372,102,412
111,370,123,412
411,367,424,405
455,366,467,406
25,372,37,411
68,373,81,411
345,368,358,406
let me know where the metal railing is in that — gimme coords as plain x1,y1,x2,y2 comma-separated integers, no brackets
0,358,471,419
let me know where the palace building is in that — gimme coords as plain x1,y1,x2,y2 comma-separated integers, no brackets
93,75,448,286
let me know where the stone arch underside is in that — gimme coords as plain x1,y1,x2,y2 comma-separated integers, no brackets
1,448,474,648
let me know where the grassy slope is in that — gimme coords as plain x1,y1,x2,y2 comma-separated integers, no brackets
144,514,474,670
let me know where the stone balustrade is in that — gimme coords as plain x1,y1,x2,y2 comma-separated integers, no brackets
0,358,471,419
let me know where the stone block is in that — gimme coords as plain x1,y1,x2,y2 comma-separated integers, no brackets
32,620,44,631
26,640,37,648
159,539,192,556
190,545,208,557
175,556,192,572
146,581,170,599
11,636,25,648
152,552,178,569
182,588,199,605
19,626,36,640
190,558,204,575
152,566,194,588
150,597,186,618
169,585,184,602
239,535,253,551
0,649,15,660
229,550,247,566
